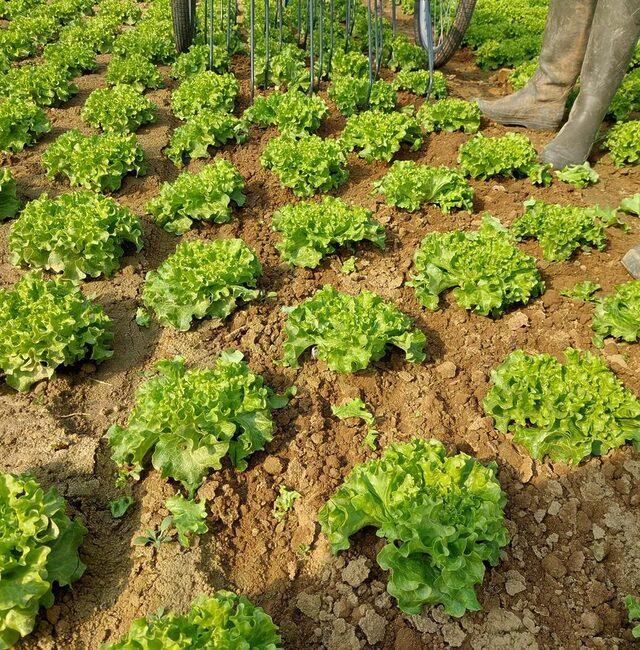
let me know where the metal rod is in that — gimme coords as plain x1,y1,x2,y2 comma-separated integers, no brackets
375,0,383,76
264,0,270,88
317,0,324,83
277,0,283,48
344,0,351,52
297,0,302,45
249,0,255,100
391,0,396,36
308,0,314,94
208,0,214,69
226,0,231,50
366,0,374,103
327,0,334,75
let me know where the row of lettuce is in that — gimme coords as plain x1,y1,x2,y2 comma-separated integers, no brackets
2,0,640,648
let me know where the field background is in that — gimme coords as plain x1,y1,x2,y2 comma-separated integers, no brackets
2,4,640,649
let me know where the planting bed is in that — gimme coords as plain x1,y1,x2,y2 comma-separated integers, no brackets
1,5,640,650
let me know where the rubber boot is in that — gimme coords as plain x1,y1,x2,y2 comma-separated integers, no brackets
541,0,640,168
476,0,597,130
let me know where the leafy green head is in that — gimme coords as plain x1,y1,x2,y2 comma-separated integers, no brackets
142,238,262,330
0,271,113,391
0,473,86,648
319,438,509,616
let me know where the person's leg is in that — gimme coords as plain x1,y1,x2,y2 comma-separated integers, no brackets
541,0,640,168
477,0,597,130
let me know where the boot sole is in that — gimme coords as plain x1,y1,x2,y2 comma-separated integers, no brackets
482,115,562,131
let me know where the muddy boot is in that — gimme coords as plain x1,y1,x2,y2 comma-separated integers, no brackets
541,0,640,168
476,0,597,130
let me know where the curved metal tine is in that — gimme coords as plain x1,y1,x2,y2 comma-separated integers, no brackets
308,0,315,94
424,0,435,100
391,0,396,36
226,0,232,50
264,0,270,88
250,0,255,101
344,0,351,52
277,0,283,48
297,0,302,45
209,0,215,69
204,0,209,53
327,0,334,75
374,0,383,76
317,0,324,84
366,0,374,103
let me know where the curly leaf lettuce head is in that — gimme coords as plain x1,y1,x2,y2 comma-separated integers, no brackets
106,55,164,92
0,98,51,153
511,199,621,261
103,591,282,649
626,596,640,639
82,84,156,133
107,353,292,493
555,162,599,188
561,280,601,302
341,111,423,162
0,62,78,108
483,348,640,464
389,34,428,71
244,89,329,136
171,43,230,79
417,98,480,134
42,129,147,192
392,69,448,98
319,438,509,616
142,238,262,330
271,196,386,268
165,110,248,167
171,70,239,120
328,76,397,116
604,120,640,166
0,168,19,220
9,191,143,280
165,495,208,547
409,215,544,316
373,160,474,213
147,159,245,235
0,473,86,648
619,193,640,216
592,280,640,347
458,132,552,185
0,271,113,391
261,134,349,197
282,285,426,373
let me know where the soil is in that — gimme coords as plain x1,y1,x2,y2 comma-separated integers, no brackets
2,13,640,650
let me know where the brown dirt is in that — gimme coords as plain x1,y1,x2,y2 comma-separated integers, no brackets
2,30,640,650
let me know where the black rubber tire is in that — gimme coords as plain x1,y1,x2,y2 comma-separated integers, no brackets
171,0,197,53
414,0,477,68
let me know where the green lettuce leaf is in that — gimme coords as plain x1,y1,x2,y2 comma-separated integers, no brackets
318,438,509,616
417,98,480,133
592,280,640,347
0,168,19,221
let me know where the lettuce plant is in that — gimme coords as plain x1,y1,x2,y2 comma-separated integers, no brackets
244,89,329,136
96,0,141,23
389,34,428,71
43,130,147,192
328,76,397,116
142,238,261,330
561,280,601,302
409,215,544,316
103,591,282,649
0,271,113,391
392,70,447,98
282,285,426,373
508,58,538,91
319,438,509,616
253,44,308,91
0,62,78,107
626,596,640,639
591,280,640,347
0,98,51,153
271,196,386,268
484,348,640,464
261,134,349,197
555,162,599,188
330,49,370,79
0,168,19,220
59,14,121,54
147,159,245,235
609,68,640,122
165,110,249,167
341,111,423,162
164,495,208,548
332,398,378,450
170,43,230,79
82,84,156,133
106,55,164,92
511,199,619,261
458,133,552,185
417,98,481,133
108,352,290,492
43,40,98,76
9,191,143,280
171,71,239,120
273,486,301,521
112,19,175,64
0,473,87,648
373,160,473,213
604,120,640,166
620,194,640,215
